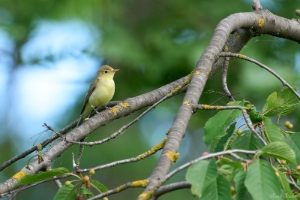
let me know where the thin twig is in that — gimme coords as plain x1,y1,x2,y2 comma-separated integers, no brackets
91,138,167,171
153,181,191,199
229,152,248,162
0,121,76,171
288,175,300,191
42,123,64,139
166,149,256,180
219,52,300,100
241,108,267,145
88,179,149,200
194,104,248,111
222,57,235,101
0,138,167,198
76,141,85,167
54,179,62,188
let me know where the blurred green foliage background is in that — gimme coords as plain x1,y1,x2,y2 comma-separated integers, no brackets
1,0,300,199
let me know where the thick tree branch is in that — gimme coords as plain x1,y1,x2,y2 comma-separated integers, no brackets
140,9,300,199
0,76,188,193
0,101,120,172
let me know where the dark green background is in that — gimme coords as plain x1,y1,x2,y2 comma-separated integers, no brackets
1,0,300,199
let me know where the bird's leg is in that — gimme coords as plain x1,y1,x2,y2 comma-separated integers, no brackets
91,105,100,114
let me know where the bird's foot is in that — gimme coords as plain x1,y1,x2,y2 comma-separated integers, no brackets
91,105,100,113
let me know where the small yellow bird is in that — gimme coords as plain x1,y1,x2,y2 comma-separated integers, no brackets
78,65,119,124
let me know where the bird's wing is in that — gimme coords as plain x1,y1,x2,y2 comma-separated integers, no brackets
80,78,99,115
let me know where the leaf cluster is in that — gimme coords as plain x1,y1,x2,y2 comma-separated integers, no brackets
186,87,300,199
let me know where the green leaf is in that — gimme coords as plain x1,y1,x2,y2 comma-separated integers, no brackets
262,92,278,115
91,180,108,192
17,167,69,185
234,171,252,200
286,133,300,164
54,185,77,200
277,170,297,200
218,159,243,170
219,164,242,182
201,175,231,200
81,187,93,197
224,132,238,151
262,87,299,117
245,159,283,200
230,130,263,150
186,159,218,198
263,117,285,143
229,130,263,159
211,122,236,152
204,101,244,146
260,142,296,165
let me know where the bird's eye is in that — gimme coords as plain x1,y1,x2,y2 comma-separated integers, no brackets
104,70,108,73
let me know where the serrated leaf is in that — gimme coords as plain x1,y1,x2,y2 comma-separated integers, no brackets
17,167,69,185
211,122,236,152
91,180,108,192
204,101,244,146
277,170,297,200
186,159,218,198
245,160,283,200
54,185,77,200
81,187,93,197
262,87,299,117
201,175,231,200
263,117,285,143
286,133,300,164
234,171,252,200
260,142,296,165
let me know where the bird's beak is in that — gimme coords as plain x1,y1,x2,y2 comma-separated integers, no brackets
112,69,119,72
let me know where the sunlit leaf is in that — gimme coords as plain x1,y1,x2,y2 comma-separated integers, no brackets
91,180,108,192
262,87,298,117
54,185,77,200
186,159,218,198
263,117,285,143
245,160,282,200
259,142,296,165
17,167,69,185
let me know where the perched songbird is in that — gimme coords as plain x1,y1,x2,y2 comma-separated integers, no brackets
78,65,119,125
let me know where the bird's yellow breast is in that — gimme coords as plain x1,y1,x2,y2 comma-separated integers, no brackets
89,77,115,107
